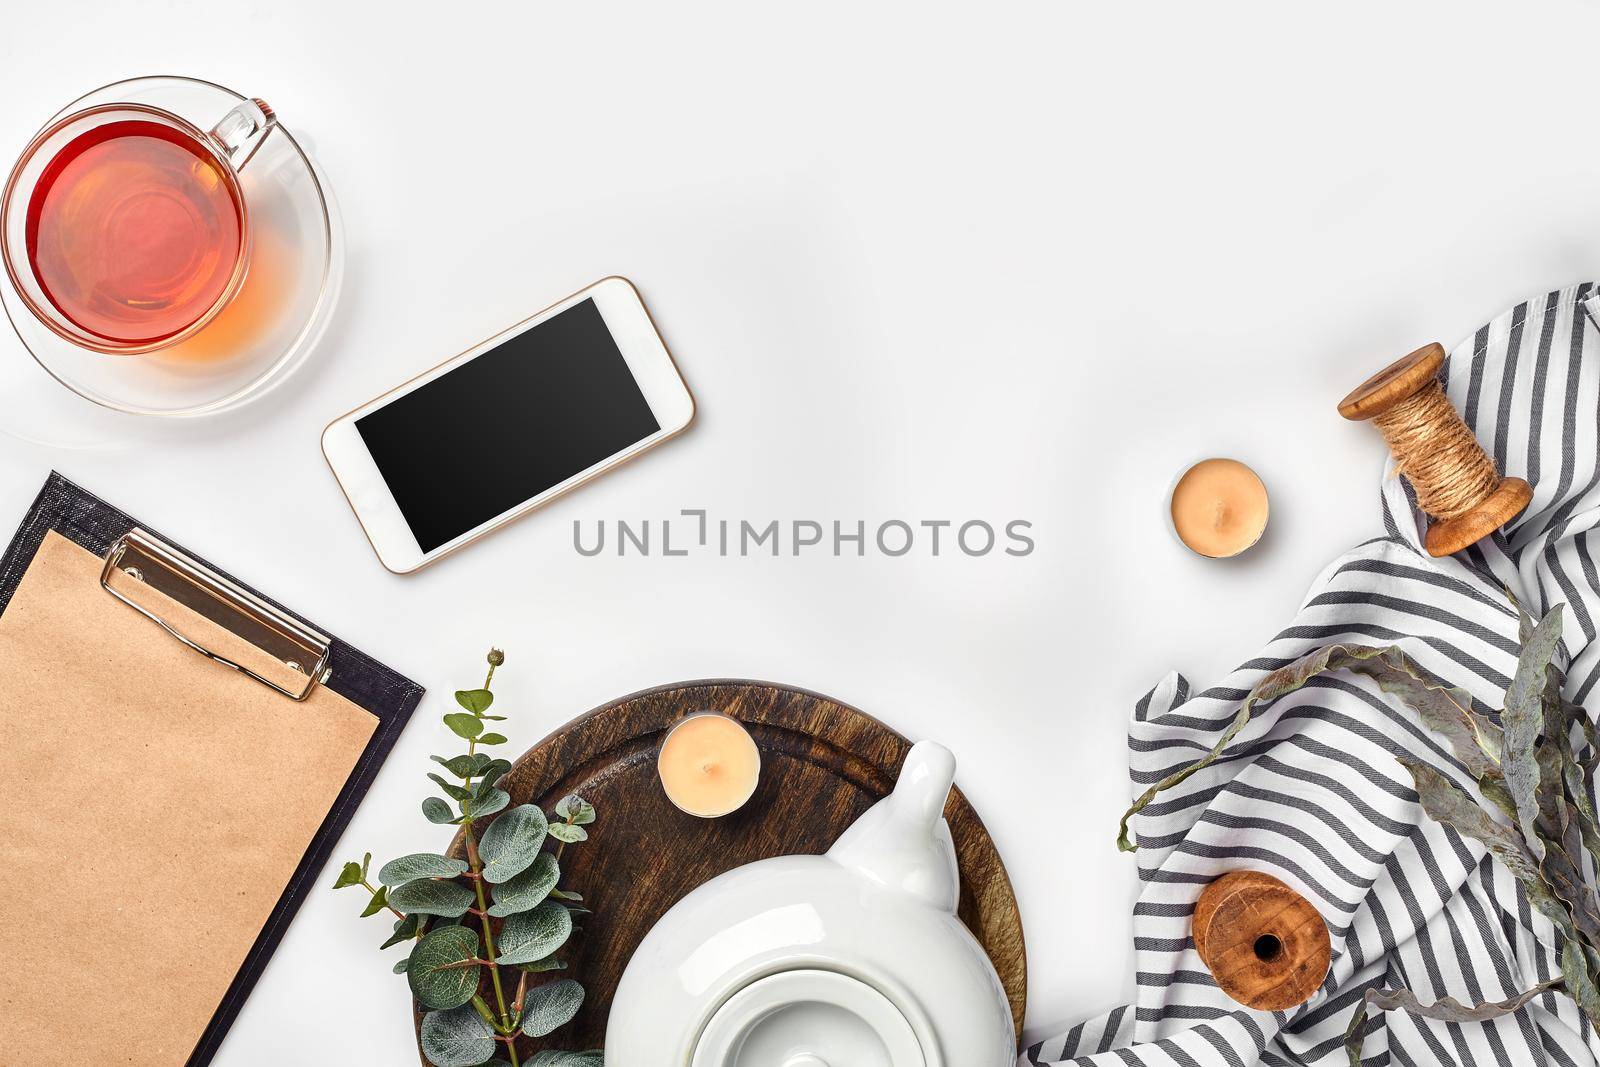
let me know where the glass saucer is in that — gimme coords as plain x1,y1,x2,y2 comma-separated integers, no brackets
0,74,341,429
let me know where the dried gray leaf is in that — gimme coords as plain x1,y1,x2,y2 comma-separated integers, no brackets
1504,607,1563,860
1347,977,1562,1064
1563,939,1600,1025
1541,838,1600,942
1349,652,1500,778
1400,761,1574,938
1118,645,1397,852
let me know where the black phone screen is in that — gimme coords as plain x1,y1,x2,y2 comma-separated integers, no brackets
356,298,660,553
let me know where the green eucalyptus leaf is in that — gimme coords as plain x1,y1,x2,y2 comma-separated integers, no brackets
1503,606,1563,859
555,795,596,825
527,1053,603,1067
549,888,583,902
519,979,585,1037
430,753,485,778
389,878,475,918
378,853,469,887
455,689,494,713
479,805,550,883
444,713,484,740
547,822,588,844
462,788,509,822
380,912,420,949
496,901,572,965
1117,644,1398,852
478,732,508,745
478,758,512,785
360,885,389,917
332,861,363,889
527,1054,603,1067
420,1003,496,1067
489,852,560,917
407,926,482,1011
392,954,411,974
429,773,474,802
362,852,372,878
423,796,459,824
516,954,568,973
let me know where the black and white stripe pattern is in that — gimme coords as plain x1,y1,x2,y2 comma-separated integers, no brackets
1025,284,1600,1067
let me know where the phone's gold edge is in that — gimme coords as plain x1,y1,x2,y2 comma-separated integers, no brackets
319,275,696,576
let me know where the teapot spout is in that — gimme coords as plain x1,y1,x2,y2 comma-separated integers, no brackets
827,740,961,912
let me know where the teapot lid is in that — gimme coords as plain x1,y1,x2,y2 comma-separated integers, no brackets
690,970,928,1067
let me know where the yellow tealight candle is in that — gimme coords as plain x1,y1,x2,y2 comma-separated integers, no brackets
657,712,761,818
1170,458,1270,558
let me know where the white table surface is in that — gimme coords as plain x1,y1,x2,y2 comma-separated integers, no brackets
3,2,1599,1060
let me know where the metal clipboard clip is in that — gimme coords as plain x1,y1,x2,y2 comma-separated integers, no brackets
99,529,332,701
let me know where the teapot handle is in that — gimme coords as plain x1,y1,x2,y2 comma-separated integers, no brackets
893,741,956,825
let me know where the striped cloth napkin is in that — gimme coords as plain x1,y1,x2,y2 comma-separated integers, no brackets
1027,284,1600,1067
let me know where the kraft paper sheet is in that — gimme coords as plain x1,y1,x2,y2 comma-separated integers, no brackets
0,532,377,1065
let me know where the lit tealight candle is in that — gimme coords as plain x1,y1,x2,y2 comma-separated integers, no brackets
657,712,762,818
1170,458,1269,558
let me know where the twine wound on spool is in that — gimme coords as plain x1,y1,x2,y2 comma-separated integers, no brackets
1339,343,1533,557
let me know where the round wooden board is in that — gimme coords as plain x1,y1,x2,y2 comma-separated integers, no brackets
417,679,1027,1059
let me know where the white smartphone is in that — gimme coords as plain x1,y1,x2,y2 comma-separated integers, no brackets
321,277,695,573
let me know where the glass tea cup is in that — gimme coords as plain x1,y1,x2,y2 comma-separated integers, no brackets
1,98,276,355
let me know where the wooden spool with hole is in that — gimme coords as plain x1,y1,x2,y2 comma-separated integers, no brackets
1193,870,1331,1011
1338,342,1532,557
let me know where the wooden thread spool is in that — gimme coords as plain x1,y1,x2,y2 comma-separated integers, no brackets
1339,342,1532,557
1193,870,1330,1011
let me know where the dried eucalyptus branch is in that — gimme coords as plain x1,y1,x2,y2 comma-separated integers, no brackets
332,649,603,1067
1116,601,1600,1064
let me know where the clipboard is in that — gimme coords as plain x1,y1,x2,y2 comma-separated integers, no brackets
0,472,423,1065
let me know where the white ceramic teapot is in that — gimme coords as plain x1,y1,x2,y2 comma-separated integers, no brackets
606,741,1015,1067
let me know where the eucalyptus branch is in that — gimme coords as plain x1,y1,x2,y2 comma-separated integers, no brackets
464,824,517,1052
332,648,598,1067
